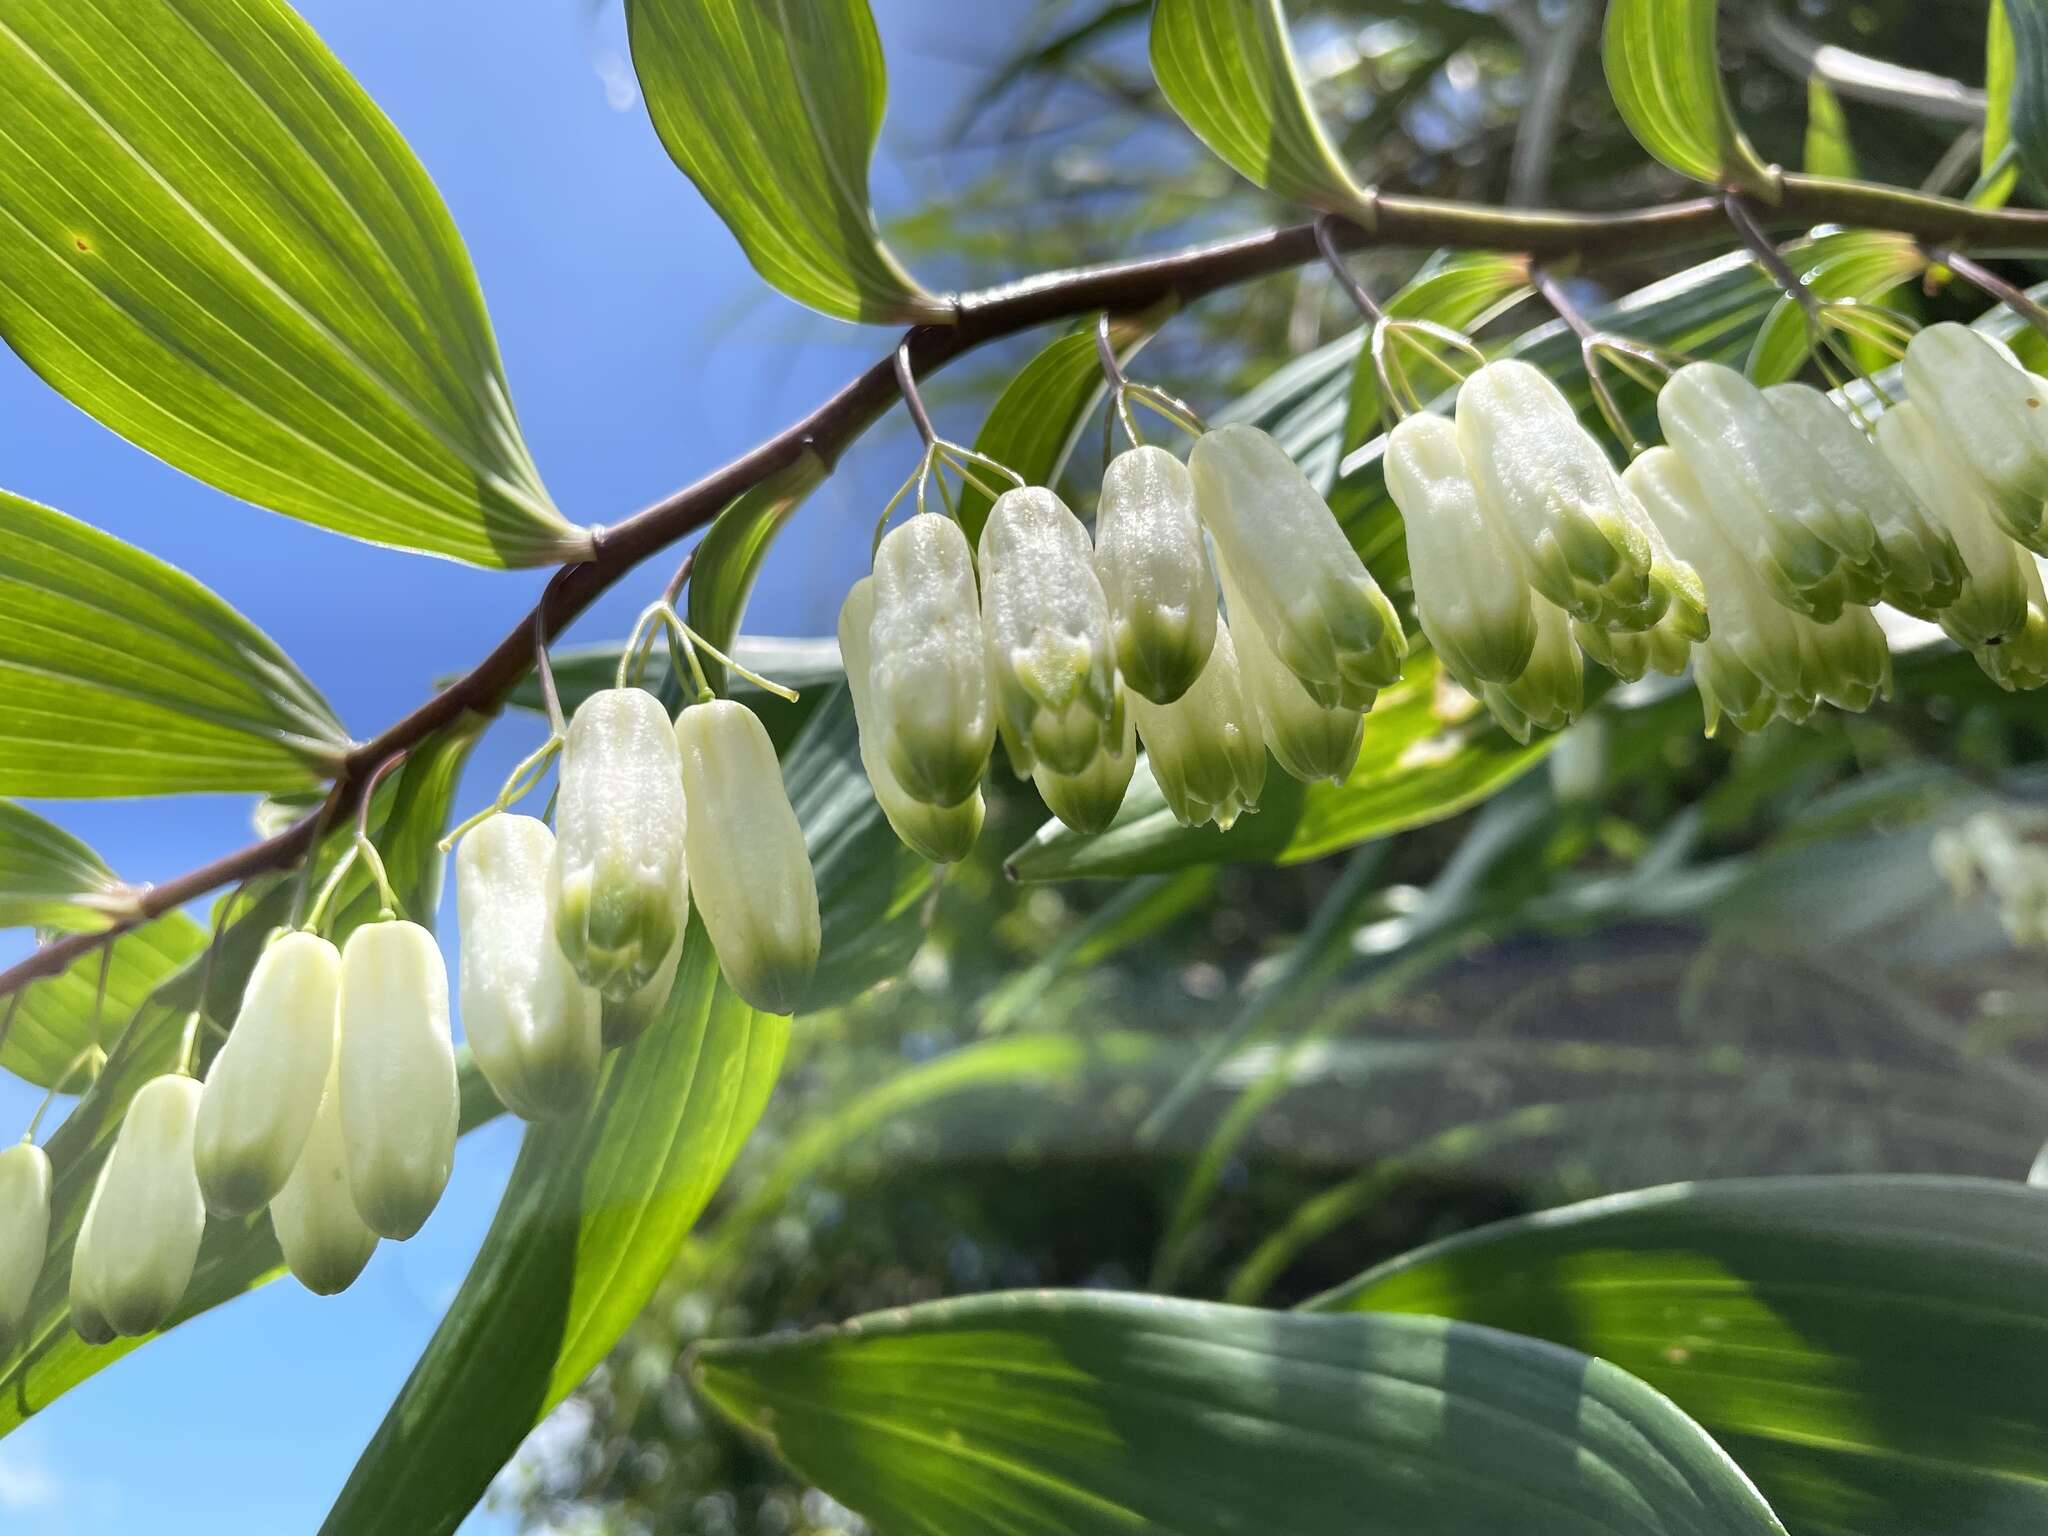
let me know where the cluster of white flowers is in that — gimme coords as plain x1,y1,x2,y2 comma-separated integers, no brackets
843,425,1407,853
0,685,820,1343
1386,328,2048,740
1932,809,2048,947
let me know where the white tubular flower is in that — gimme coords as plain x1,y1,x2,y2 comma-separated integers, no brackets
70,1157,114,1345
1874,401,2030,648
1188,423,1404,708
1217,550,1364,784
1763,383,1965,616
1658,362,1882,618
458,816,602,1120
839,577,984,864
1627,447,1813,735
1974,553,2048,693
1903,322,2048,551
1095,446,1218,705
338,920,458,1240
1478,597,1583,744
270,1053,378,1296
600,917,683,1050
0,1142,51,1355
1452,360,1659,630
551,687,691,998
1128,617,1267,831
1796,606,1893,715
979,487,1123,777
1032,702,1138,835
676,700,823,1015
1571,507,1705,681
77,1075,205,1337
869,512,995,804
1382,412,1534,689
1956,811,2048,947
194,930,339,1218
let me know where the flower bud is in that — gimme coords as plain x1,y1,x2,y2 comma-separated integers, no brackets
1477,597,1583,744
869,512,995,804
1188,423,1404,708
1032,702,1138,835
1095,446,1218,704
1903,322,2048,551
600,919,683,1049
270,1053,378,1295
1382,412,1534,689
1973,550,2048,693
677,700,823,1015
978,486,1123,776
1873,402,2031,648
1763,383,1965,616
338,920,457,1240
70,1160,114,1346
1452,361,1657,629
1659,362,1881,618
1797,606,1892,714
1217,550,1364,784
1627,447,1812,735
551,687,691,998
458,816,602,1120
839,577,983,864
0,1142,51,1355
1128,617,1267,831
78,1074,204,1337
194,929,338,1217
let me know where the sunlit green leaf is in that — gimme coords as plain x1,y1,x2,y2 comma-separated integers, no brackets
2007,0,2048,194
0,490,348,797
1,913,204,1090
1802,73,1856,179
684,454,828,696
0,0,577,567
694,1291,1787,1536
625,0,945,323
1744,231,1925,385
0,802,127,931
1980,2,2020,207
1150,0,1379,226
1601,0,1775,191
1313,1176,2048,1536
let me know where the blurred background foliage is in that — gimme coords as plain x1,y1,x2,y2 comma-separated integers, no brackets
509,3,2048,1532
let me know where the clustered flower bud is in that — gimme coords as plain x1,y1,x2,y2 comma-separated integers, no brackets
1126,617,1265,831
338,919,458,1241
1902,324,2048,551
269,1053,378,1295
73,1075,205,1338
1095,446,1217,705
868,513,994,805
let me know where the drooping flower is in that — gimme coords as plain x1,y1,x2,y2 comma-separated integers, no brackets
1903,322,2048,552
1477,596,1583,744
194,928,338,1217
457,815,602,1120
1127,616,1267,831
1973,549,2048,694
839,577,985,863
1189,423,1404,709
1763,382,1965,616
1382,411,1534,690
1452,360,1659,630
551,687,691,998
1658,362,1883,618
868,512,995,804
1795,605,1893,715
1572,508,1705,682
1095,446,1218,705
270,1053,379,1295
337,920,458,1241
74,1075,205,1337
1032,701,1138,835
676,700,823,1015
1216,548,1364,784
0,1142,51,1355
979,487,1123,776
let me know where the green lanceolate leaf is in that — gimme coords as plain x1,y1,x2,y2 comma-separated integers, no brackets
1802,73,1856,179
693,1290,1787,1536
956,312,1158,544
1150,0,1379,226
1311,1176,2048,1536
0,490,349,796
1745,231,1925,385
1341,253,1532,453
0,0,578,567
0,801,128,930
1007,652,1558,880
0,913,205,1089
1980,2,2020,207
685,454,828,697
2006,0,2048,194
318,918,785,1536
0,729,488,1434
1602,0,1776,193
625,0,944,323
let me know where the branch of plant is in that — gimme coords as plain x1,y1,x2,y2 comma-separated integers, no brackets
9,173,2048,999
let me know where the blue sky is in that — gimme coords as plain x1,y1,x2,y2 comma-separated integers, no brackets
0,1,1028,1528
